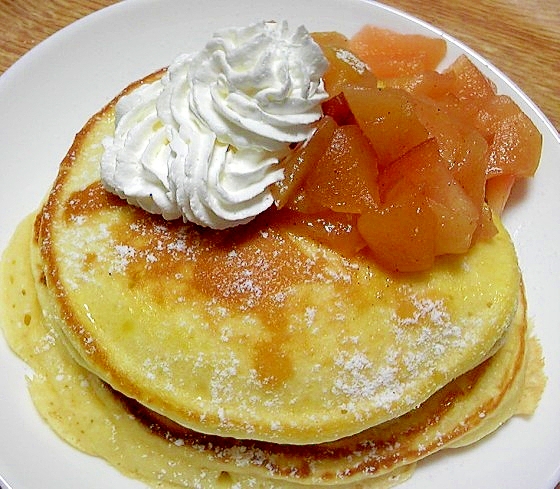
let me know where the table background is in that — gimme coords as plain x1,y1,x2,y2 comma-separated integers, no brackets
1,0,558,132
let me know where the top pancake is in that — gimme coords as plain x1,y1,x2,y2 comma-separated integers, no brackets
2,213,536,488
34,72,522,444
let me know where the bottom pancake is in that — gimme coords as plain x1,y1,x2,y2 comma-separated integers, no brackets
0,213,545,488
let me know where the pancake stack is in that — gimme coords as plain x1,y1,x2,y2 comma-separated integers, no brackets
0,71,545,488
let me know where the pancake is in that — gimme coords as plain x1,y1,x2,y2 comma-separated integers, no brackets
30,71,524,445
0,212,542,488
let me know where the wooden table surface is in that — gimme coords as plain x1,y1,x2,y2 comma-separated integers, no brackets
0,0,558,133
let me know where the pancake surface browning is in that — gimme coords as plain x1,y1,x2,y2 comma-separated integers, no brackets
3,214,417,489
0,214,538,488
32,72,523,445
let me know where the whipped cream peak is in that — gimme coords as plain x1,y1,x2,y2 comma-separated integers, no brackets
188,21,328,152
101,21,328,229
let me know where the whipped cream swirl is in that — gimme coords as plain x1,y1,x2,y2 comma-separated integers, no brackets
101,21,328,229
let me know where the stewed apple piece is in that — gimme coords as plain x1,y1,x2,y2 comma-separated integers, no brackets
348,25,447,78
301,124,380,214
344,87,429,168
382,70,457,100
379,138,480,257
311,31,378,96
273,26,542,273
272,116,337,209
278,210,367,257
442,56,542,180
358,195,437,273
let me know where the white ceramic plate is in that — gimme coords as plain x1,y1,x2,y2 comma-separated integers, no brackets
0,1,558,488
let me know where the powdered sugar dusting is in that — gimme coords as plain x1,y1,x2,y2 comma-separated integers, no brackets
111,244,136,274
335,48,370,74
333,349,404,415
396,293,450,327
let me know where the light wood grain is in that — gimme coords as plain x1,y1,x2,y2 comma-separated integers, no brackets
0,0,558,131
